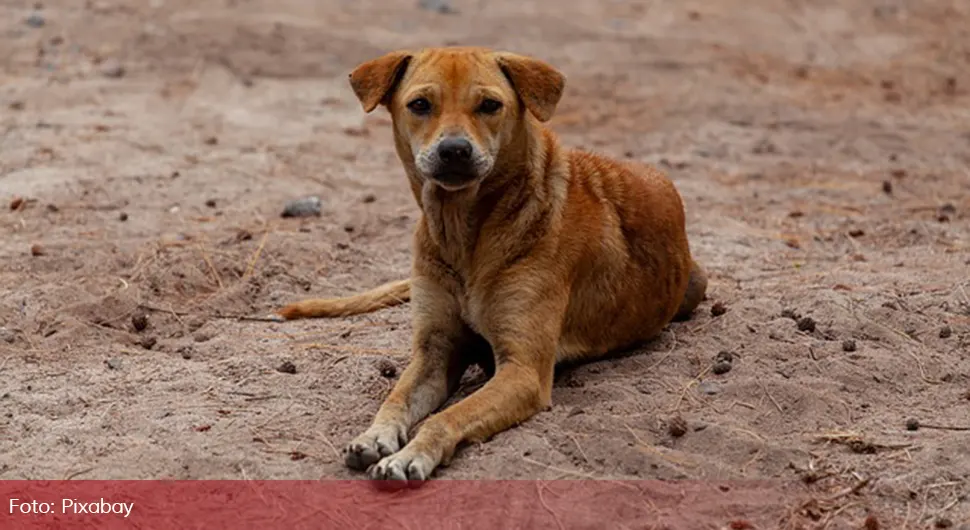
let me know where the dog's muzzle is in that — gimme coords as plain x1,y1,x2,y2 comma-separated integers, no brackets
431,137,479,187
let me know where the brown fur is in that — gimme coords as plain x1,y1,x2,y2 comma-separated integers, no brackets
278,47,707,483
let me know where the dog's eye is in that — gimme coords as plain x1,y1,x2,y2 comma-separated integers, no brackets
407,98,432,115
477,98,503,114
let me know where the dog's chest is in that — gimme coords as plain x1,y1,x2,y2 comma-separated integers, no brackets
454,286,487,337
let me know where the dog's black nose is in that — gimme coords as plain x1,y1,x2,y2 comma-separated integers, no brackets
437,138,473,164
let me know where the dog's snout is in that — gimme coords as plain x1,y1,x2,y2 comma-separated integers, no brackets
437,137,473,164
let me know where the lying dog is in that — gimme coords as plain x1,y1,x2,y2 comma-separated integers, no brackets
279,47,707,483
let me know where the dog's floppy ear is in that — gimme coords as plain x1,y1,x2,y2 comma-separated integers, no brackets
348,51,413,113
495,52,565,122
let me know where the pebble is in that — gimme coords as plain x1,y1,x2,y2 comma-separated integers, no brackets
796,316,817,333
30,244,45,256
277,361,297,374
698,381,721,395
939,326,952,339
667,415,688,437
0,327,15,344
178,346,193,360
99,59,126,78
119,212,129,221
131,313,148,332
376,359,397,378
106,358,122,370
905,418,920,431
139,337,157,350
710,301,727,317
841,339,857,352
25,13,45,28
712,361,732,375
281,196,322,218
418,0,458,14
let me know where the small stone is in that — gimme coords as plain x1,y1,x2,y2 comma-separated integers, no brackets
361,193,377,204
25,13,45,28
905,418,920,431
119,212,128,221
882,180,893,194
667,415,688,437
193,331,214,343
418,0,458,14
281,196,322,218
0,327,15,344
203,136,218,146
939,326,952,339
940,203,957,215
376,359,397,378
10,197,25,210
99,59,126,78
710,301,727,317
712,361,733,375
698,381,720,395
205,199,217,208
139,337,157,350
715,351,734,364
178,346,193,360
796,317,816,333
751,139,778,155
841,339,857,352
30,244,45,256
277,361,297,374
131,313,149,332
848,229,865,238
781,308,800,321
106,358,122,370
935,517,953,529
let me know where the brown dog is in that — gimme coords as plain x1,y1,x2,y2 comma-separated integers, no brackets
279,47,707,483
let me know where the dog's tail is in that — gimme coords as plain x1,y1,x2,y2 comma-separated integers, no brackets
277,279,411,320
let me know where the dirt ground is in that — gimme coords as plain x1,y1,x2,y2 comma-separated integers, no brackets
2,0,969,527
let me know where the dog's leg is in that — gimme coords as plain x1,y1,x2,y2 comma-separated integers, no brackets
370,287,565,483
344,278,470,471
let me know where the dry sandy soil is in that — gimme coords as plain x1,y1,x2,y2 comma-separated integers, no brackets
2,0,969,527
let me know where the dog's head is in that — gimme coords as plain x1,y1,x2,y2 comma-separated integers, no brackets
348,47,565,191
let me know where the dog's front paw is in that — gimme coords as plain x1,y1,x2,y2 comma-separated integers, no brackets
343,423,407,471
369,448,437,486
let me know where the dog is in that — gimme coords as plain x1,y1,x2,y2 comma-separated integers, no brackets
278,47,707,483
